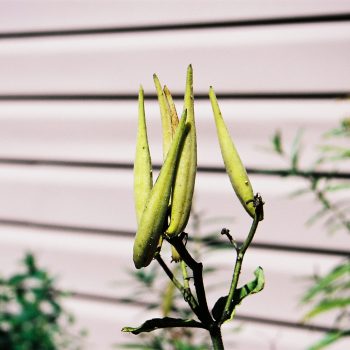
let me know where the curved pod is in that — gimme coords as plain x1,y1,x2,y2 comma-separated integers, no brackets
167,65,197,237
154,74,173,159
133,86,153,225
209,87,255,218
133,110,188,269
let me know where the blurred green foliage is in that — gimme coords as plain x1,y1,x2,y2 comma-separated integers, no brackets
0,253,85,350
270,118,350,349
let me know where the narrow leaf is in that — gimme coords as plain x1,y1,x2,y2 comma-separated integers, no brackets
302,263,350,302
211,267,265,321
304,297,350,320
271,130,284,155
308,331,350,350
290,129,303,171
237,266,265,301
323,183,350,192
122,317,205,335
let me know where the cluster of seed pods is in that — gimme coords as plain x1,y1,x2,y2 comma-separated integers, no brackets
133,66,255,269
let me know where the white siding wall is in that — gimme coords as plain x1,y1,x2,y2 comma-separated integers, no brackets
0,1,349,349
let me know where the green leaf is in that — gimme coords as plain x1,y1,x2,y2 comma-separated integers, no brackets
271,130,284,155
8,274,26,286
323,118,350,138
302,263,350,302
122,317,205,335
211,297,227,321
236,266,265,301
318,145,350,154
290,129,303,171
323,183,350,192
304,297,350,320
211,267,265,321
23,253,38,275
308,330,350,350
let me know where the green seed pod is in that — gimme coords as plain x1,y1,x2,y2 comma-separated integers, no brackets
164,85,184,262
163,85,179,135
164,85,183,263
166,65,197,237
209,87,255,218
154,74,173,159
134,86,153,225
133,110,188,269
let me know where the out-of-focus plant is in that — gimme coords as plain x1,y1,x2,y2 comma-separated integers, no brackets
122,66,265,350
0,253,85,350
269,118,350,350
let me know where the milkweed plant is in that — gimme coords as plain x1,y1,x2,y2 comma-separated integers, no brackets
122,66,265,350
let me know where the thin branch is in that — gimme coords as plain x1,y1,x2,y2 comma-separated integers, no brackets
221,228,236,248
220,195,264,325
155,254,183,292
155,254,200,319
167,234,213,326
181,260,190,290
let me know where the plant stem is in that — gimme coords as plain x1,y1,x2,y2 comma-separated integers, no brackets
209,325,224,350
155,254,183,292
181,260,190,290
155,254,200,319
167,234,213,326
220,196,263,324
240,210,261,256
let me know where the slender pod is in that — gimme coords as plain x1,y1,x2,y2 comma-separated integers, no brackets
134,86,153,225
164,85,179,134
164,85,182,261
133,110,188,269
209,87,255,218
153,82,176,253
154,74,173,158
166,65,197,237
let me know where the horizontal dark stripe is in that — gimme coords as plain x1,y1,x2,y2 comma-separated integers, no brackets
0,218,348,257
201,237,350,257
0,158,349,179
0,92,348,101
69,291,345,334
0,13,350,40
69,291,155,309
0,218,129,237
0,158,134,170
234,314,344,334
